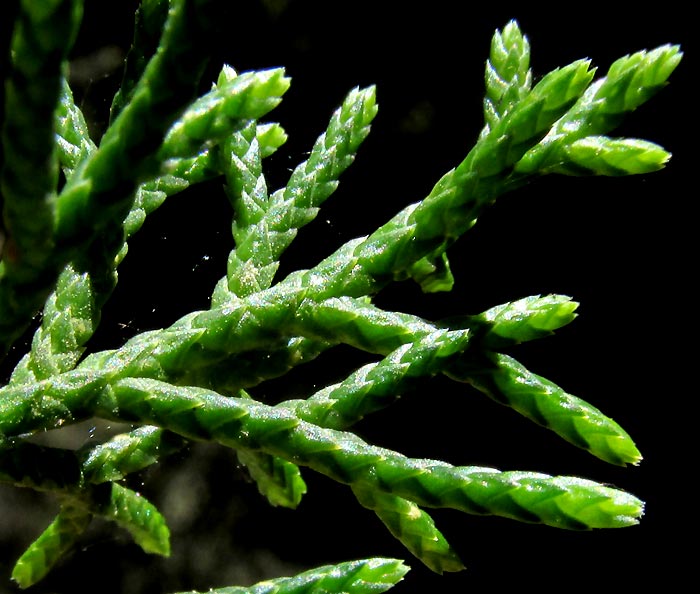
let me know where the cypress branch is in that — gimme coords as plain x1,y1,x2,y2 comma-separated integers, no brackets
352,483,465,574
0,12,680,590
174,557,410,594
0,0,83,353
449,352,642,466
482,19,532,136
96,378,644,531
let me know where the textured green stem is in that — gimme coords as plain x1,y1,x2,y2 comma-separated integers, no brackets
99,293,466,385
188,291,575,401
70,292,440,389
84,481,170,556
352,483,464,574
0,0,83,355
79,424,187,484
448,294,579,348
94,378,643,530
278,328,472,429
175,557,409,594
213,85,376,302
212,118,271,303
0,294,580,437
0,437,170,561
12,502,92,589
259,85,376,269
449,352,642,466
176,335,329,396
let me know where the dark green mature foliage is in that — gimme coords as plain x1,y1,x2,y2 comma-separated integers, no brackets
0,1,682,592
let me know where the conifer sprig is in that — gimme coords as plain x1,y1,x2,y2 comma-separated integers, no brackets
11,502,92,589
109,0,170,123
515,44,682,175
352,483,465,574
452,352,642,466
0,0,238,356
174,557,410,594
92,377,643,531
0,438,171,588
11,85,284,386
158,67,290,161
482,19,532,135
0,294,583,438
0,8,680,592
0,0,83,351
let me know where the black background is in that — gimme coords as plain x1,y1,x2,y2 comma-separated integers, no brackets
0,2,694,592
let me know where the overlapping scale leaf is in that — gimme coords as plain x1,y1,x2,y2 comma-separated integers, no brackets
235,446,307,509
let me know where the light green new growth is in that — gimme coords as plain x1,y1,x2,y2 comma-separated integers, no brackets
175,557,410,594
482,18,532,136
0,4,681,593
11,502,92,589
352,483,465,574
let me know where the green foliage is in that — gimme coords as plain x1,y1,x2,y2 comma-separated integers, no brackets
175,558,410,594
0,1,681,592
